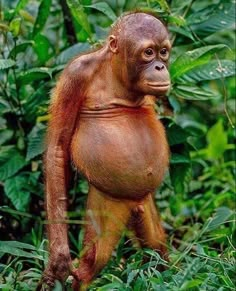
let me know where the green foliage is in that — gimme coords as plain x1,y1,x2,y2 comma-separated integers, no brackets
0,0,235,290
32,0,52,37
0,59,16,70
85,2,117,21
0,146,26,180
170,44,228,80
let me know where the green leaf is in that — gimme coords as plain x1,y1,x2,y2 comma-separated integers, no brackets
205,207,233,232
53,280,64,291
0,240,36,250
166,124,189,146
0,240,43,259
174,84,217,100
206,119,227,159
9,41,33,58
33,34,52,63
170,44,227,80
0,59,15,70
155,0,170,13
97,283,125,291
56,43,90,65
13,0,28,17
0,129,14,145
0,98,11,113
17,67,52,85
169,26,195,41
0,146,26,181
26,123,46,161
170,163,191,195
66,0,92,37
182,60,235,82
85,2,117,21
4,175,30,211
168,15,186,26
23,85,48,122
32,0,52,37
171,153,190,164
9,17,21,37
190,3,235,37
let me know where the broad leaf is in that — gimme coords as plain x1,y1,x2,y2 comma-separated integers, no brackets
0,98,11,113
166,124,189,146
9,17,21,37
170,163,192,195
33,34,53,63
85,2,117,21
26,123,46,161
0,59,15,70
9,41,33,58
56,43,90,65
190,3,235,37
32,0,52,37
17,67,52,85
66,0,92,37
205,207,233,232
170,44,227,80
0,240,36,250
0,240,43,259
0,129,14,145
4,175,30,211
156,0,170,13
182,60,235,82
171,153,190,164
0,146,26,181
174,84,218,100
23,85,48,122
206,119,227,159
169,26,195,41
13,0,28,17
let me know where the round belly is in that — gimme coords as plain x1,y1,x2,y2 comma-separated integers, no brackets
71,111,169,200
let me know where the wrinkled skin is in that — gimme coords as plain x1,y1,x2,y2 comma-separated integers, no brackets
42,12,171,291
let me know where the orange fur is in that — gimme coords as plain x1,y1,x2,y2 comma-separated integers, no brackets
42,12,171,291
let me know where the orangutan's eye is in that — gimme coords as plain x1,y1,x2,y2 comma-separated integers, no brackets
144,48,154,56
160,48,168,56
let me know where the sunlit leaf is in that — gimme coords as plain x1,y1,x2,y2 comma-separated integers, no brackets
9,17,21,37
155,0,170,13
206,119,227,159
